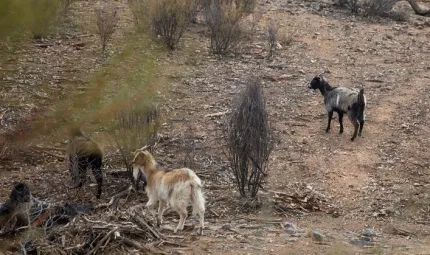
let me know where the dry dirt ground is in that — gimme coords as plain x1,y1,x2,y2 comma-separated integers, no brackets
1,0,430,254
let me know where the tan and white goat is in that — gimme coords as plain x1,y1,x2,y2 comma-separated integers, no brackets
131,150,205,234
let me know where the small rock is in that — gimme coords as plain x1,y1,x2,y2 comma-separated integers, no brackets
363,228,376,237
311,231,325,242
349,239,375,247
283,222,297,234
286,238,298,242
222,223,233,231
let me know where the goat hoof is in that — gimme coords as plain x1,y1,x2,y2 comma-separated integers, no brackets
325,129,330,133
350,137,355,141
339,130,343,134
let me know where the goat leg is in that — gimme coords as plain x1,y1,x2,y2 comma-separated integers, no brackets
350,120,359,141
326,111,333,133
338,111,344,134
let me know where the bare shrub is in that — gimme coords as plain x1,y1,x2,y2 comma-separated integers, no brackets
361,0,398,16
223,77,274,198
338,0,399,16
266,20,278,59
249,11,262,33
235,0,257,15
128,0,194,50
205,1,248,55
389,9,409,21
95,2,119,53
107,103,159,178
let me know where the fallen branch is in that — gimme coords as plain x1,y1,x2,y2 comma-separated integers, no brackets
132,215,163,240
205,111,230,118
118,236,165,254
96,186,133,209
87,227,118,255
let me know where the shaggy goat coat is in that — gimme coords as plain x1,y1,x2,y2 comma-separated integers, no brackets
67,127,103,199
132,150,205,234
308,75,367,141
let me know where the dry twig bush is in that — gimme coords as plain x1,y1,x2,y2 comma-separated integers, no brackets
223,77,274,198
361,0,398,16
107,103,159,181
95,2,119,53
129,0,194,50
205,1,248,55
266,20,278,59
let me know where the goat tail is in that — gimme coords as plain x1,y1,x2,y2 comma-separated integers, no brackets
357,88,366,113
190,180,205,217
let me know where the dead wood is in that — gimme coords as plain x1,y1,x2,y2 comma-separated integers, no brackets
118,236,166,255
132,214,164,240
95,186,133,209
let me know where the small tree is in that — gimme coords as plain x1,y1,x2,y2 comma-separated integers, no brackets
95,2,119,53
223,77,274,198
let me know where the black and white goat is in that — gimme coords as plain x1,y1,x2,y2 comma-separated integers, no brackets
308,74,367,141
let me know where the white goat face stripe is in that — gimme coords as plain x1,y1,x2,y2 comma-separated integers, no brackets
133,167,142,181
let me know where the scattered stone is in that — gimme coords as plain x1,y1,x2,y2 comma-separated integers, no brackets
283,222,297,234
222,223,233,231
311,231,325,242
362,228,377,237
349,239,375,247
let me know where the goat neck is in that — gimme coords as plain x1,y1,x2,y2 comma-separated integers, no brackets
319,78,333,96
141,154,158,177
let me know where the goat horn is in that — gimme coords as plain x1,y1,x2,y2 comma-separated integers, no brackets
318,71,325,77
138,145,150,151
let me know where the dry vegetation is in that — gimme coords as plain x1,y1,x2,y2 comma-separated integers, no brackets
1,0,430,254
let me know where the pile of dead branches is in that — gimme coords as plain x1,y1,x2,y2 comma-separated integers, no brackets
32,210,166,254
0,184,173,254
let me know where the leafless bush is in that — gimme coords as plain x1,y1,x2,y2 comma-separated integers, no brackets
95,2,119,53
361,0,398,17
337,0,398,16
128,0,194,50
266,20,278,59
223,77,274,198
235,0,257,15
107,103,159,177
205,1,248,55
389,9,409,21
